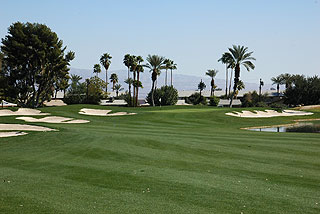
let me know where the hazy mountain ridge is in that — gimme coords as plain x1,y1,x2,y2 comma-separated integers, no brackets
69,68,275,97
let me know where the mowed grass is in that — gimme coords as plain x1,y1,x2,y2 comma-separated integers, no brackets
0,105,320,214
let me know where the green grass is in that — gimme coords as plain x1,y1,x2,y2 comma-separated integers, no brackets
1,105,320,214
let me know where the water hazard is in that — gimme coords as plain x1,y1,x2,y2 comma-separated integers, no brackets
248,121,320,133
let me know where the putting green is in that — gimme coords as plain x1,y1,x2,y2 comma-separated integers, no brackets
0,105,319,213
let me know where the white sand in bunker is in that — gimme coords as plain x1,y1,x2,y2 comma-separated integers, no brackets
226,109,313,118
79,108,136,116
0,124,56,138
0,108,50,116
16,116,90,124
0,131,28,138
43,99,67,106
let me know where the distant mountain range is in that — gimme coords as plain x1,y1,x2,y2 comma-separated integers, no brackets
69,68,276,98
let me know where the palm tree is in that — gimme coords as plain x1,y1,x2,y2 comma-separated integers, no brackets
279,73,293,89
93,64,101,77
123,54,133,102
114,84,123,97
169,60,177,86
163,59,170,86
259,78,264,99
109,73,118,91
144,54,165,106
198,79,206,98
222,45,256,107
235,80,245,98
135,56,144,106
271,75,283,96
100,53,112,93
205,69,219,96
218,52,232,97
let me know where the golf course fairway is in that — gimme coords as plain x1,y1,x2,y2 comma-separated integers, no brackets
1,105,319,213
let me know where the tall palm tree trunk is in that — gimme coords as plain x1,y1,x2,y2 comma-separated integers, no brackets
228,70,233,97
229,65,240,108
165,69,168,86
136,72,140,107
211,78,214,97
151,80,155,107
225,65,228,97
277,84,280,97
105,70,108,93
133,71,136,107
127,68,131,105
170,69,173,86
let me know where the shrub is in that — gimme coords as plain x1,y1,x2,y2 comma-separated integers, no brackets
63,94,86,105
146,86,178,106
256,101,268,107
209,96,220,106
123,92,134,107
186,92,207,105
241,91,268,107
270,103,287,112
64,76,106,105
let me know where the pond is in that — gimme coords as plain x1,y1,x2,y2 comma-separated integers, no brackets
248,121,320,133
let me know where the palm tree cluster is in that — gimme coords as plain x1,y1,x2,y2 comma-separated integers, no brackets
218,45,256,107
100,53,112,93
123,54,144,107
205,69,218,97
271,73,293,97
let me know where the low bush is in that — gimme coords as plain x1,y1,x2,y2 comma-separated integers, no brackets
209,96,220,106
146,86,178,106
186,93,207,105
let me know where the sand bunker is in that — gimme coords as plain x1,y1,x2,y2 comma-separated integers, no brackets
0,108,50,117
0,124,55,131
0,124,56,138
44,99,67,106
297,105,320,110
0,131,28,138
226,110,313,118
16,116,89,124
79,108,136,116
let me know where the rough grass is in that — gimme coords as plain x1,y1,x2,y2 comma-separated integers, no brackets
0,105,320,214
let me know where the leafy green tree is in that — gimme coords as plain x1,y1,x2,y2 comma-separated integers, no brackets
186,92,207,105
100,53,112,92
209,96,220,106
271,75,284,96
221,45,256,107
93,64,102,77
109,73,118,91
205,69,218,96
198,79,206,97
144,55,166,106
0,52,3,73
284,75,320,105
87,76,107,104
1,22,74,108
146,85,178,106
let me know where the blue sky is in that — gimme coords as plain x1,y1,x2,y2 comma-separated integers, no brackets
1,0,319,83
